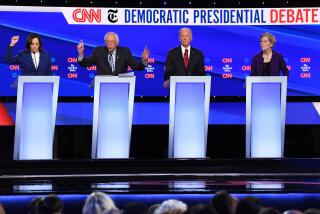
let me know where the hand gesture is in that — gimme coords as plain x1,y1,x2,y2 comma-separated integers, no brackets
141,46,150,61
163,80,170,89
77,40,84,56
10,35,19,46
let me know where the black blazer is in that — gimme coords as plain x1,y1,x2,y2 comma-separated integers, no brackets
4,46,52,76
164,46,205,81
78,46,146,75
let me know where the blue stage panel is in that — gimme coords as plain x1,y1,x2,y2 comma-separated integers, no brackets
3,102,320,125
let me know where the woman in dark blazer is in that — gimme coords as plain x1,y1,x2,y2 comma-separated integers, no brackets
250,32,289,76
4,33,52,76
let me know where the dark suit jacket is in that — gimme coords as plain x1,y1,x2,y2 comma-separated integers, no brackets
4,46,52,75
78,46,146,75
250,50,289,76
164,46,205,81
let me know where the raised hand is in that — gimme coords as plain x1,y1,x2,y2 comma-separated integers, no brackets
10,35,19,46
141,46,150,61
163,80,170,89
77,40,84,56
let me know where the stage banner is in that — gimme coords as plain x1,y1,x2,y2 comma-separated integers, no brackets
1,6,320,25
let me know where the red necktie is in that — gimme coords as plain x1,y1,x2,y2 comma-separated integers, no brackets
184,48,188,68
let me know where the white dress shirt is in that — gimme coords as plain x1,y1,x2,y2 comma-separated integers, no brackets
181,45,191,58
31,52,40,69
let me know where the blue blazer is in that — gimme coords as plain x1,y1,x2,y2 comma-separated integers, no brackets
250,50,289,76
4,46,52,76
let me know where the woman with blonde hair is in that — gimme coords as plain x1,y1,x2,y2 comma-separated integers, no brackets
82,192,120,214
250,32,289,76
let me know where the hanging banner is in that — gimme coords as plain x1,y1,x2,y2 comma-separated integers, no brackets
1,6,319,25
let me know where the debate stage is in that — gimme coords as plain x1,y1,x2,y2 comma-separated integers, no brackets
0,0,320,213
0,99,320,212
0,90,318,209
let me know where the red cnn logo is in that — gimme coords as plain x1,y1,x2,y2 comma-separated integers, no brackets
204,65,213,71
51,65,59,71
300,57,311,63
145,73,155,79
87,65,96,71
222,58,232,63
68,73,78,79
68,57,77,63
9,64,20,70
148,58,155,63
242,65,251,71
301,73,311,78
72,9,101,23
222,73,233,79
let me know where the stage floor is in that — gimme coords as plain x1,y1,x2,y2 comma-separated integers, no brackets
0,102,319,212
1,159,320,213
0,159,320,195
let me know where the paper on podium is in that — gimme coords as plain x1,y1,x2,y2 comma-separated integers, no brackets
89,73,134,88
118,72,134,77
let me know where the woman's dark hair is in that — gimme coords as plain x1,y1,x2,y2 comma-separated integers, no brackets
28,197,42,214
211,190,235,214
25,33,43,51
37,194,64,214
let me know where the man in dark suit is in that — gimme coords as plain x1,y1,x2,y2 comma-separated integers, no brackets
77,32,150,75
164,27,205,88
5,34,52,76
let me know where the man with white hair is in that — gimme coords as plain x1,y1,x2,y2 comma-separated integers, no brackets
154,199,187,214
164,27,205,88
77,32,150,75
82,191,120,214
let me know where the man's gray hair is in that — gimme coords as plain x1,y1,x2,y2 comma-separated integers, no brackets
179,27,192,38
104,32,119,45
82,192,119,214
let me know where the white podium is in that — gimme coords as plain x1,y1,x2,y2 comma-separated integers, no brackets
246,76,287,158
92,76,135,159
168,76,211,158
313,102,320,116
14,76,60,160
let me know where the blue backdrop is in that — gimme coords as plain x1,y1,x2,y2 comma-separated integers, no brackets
0,11,319,96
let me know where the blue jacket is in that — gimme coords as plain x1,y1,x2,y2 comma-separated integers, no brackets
4,46,52,76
